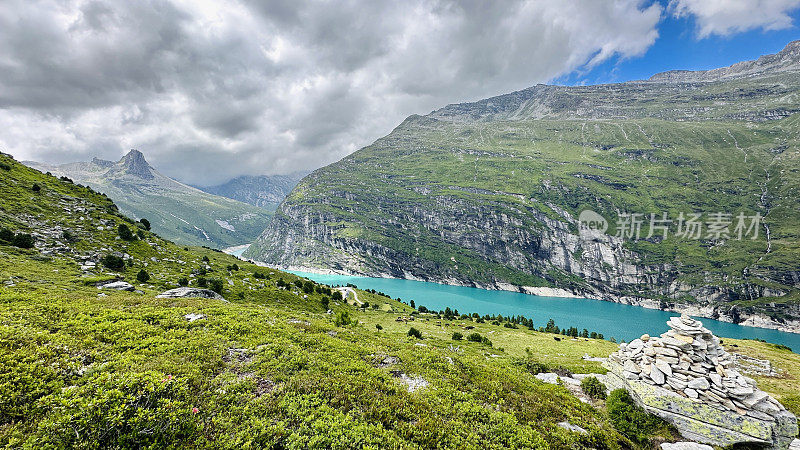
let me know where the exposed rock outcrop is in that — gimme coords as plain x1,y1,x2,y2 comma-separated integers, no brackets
605,315,797,449
156,287,226,301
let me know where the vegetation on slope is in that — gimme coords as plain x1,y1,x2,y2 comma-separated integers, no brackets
2,151,798,448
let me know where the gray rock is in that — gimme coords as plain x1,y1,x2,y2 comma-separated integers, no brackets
535,372,559,384
687,377,710,390
661,443,714,450
557,421,587,435
98,281,134,291
156,287,226,301
184,313,206,322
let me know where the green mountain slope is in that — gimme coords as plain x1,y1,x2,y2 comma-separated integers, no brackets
0,150,657,448
247,41,800,333
26,150,271,249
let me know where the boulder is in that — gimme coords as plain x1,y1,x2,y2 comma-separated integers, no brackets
98,281,134,291
156,287,226,301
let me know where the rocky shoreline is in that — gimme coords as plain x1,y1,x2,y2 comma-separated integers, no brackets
252,262,800,335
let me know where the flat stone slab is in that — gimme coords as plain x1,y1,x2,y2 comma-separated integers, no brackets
661,442,714,450
98,281,134,291
156,287,226,301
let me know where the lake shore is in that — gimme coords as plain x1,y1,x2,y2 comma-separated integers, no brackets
253,262,800,336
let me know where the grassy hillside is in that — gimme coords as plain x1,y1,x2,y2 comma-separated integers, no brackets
1,151,799,447
247,44,800,329
0,152,634,448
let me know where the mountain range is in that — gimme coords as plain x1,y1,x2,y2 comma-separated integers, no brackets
194,172,306,211
246,40,800,333
26,150,272,248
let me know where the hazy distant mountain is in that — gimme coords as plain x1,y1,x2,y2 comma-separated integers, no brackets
196,173,306,210
26,150,271,248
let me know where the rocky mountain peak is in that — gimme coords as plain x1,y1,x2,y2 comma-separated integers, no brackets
107,149,154,180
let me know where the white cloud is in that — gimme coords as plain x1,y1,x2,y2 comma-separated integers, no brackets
0,0,663,185
670,0,800,37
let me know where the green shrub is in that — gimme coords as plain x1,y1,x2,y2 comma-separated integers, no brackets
517,358,549,375
11,233,35,249
100,254,125,270
136,269,150,283
581,376,607,400
208,278,224,294
334,310,353,327
117,224,135,241
0,162,10,170
321,297,330,310
202,256,209,262
196,277,208,288
0,228,13,243
331,290,343,301
138,218,151,230
407,327,422,339
376,324,383,330
467,332,483,343
31,183,41,192
452,332,463,340
607,389,673,445
178,277,189,287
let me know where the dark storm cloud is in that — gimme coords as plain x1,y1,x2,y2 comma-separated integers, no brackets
1,0,671,185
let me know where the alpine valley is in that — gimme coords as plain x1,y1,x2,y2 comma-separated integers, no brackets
27,150,271,249
247,41,800,334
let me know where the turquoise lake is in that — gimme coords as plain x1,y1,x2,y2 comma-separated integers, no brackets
291,271,800,352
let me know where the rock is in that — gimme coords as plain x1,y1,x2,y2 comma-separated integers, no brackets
624,360,641,373
155,287,226,301
684,388,698,399
687,377,710,390
557,421,588,435
661,442,714,450
98,281,134,291
655,360,673,377
184,313,206,322
650,365,666,384
535,373,560,384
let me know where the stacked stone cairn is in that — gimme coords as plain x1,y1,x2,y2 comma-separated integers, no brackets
605,314,797,449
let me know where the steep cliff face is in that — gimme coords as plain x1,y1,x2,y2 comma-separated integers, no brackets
247,42,800,332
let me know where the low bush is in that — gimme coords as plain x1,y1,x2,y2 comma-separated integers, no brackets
178,277,189,287
607,389,674,445
451,332,463,341
33,371,199,448
117,224,135,241
407,327,422,339
136,270,150,283
11,233,35,249
196,277,208,288
208,278,224,294
581,376,607,400
334,311,353,327
100,254,125,270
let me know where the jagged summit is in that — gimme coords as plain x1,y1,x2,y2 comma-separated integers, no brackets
106,149,154,180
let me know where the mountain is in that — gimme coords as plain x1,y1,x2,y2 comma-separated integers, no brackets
195,172,306,210
0,150,660,448
26,150,271,248
247,40,800,333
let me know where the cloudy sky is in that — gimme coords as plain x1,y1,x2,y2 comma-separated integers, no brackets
2,0,800,185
